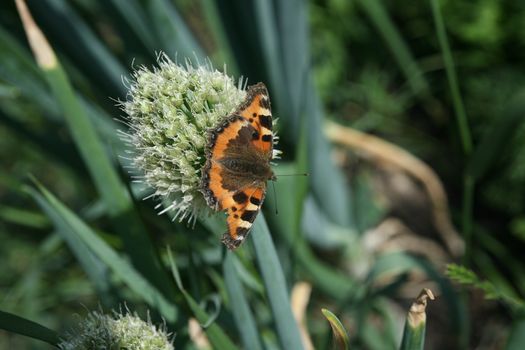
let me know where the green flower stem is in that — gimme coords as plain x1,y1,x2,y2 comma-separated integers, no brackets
0,310,59,346
251,215,304,350
223,252,263,350
399,289,435,350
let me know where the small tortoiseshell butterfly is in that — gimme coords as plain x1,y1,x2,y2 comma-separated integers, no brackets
201,82,275,250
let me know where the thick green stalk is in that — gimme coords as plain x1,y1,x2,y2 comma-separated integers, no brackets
251,216,304,350
223,253,263,350
399,289,434,350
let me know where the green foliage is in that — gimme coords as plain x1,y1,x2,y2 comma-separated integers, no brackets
321,308,350,350
446,264,525,309
1,0,524,349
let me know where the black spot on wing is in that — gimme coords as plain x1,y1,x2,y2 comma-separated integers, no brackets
259,115,272,130
261,134,272,142
233,191,248,204
241,210,258,223
250,197,261,206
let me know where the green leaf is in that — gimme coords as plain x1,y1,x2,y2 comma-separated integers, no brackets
265,165,357,300
27,181,178,322
145,0,206,60
251,215,304,350
29,0,128,95
429,0,472,154
273,0,309,132
0,310,59,346
468,92,525,181
0,205,49,229
167,248,239,350
223,252,263,350
17,1,173,297
446,263,525,308
322,308,350,350
356,0,429,96
0,27,58,117
305,84,353,226
506,316,525,350
34,197,114,303
107,0,159,52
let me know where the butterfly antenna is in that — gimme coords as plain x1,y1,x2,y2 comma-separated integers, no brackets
275,173,309,177
271,180,278,215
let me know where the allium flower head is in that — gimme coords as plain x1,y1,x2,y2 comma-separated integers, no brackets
58,311,173,350
120,54,247,222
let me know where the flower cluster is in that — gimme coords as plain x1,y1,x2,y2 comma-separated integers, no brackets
58,311,173,350
121,54,246,222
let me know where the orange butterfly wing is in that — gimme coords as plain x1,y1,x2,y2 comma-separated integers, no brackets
201,83,274,249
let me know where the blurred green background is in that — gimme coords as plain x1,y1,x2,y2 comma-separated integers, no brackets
1,0,525,349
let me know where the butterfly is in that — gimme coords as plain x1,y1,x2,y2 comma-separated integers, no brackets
201,82,275,250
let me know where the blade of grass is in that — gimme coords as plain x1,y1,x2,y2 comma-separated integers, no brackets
223,252,263,350
265,165,357,300
28,0,128,96
429,0,472,155
506,316,525,350
200,0,240,73
16,0,174,297
27,181,178,322
429,0,474,271
307,84,353,226
145,0,205,60
274,0,308,133
0,205,49,229
0,27,61,119
167,248,239,350
321,308,350,350
17,0,124,219
214,0,292,136
0,27,122,153
251,214,304,350
0,310,59,346
357,0,429,96
25,189,116,304
468,91,525,181
107,0,159,52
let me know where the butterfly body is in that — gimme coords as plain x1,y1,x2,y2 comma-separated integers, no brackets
201,83,274,249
